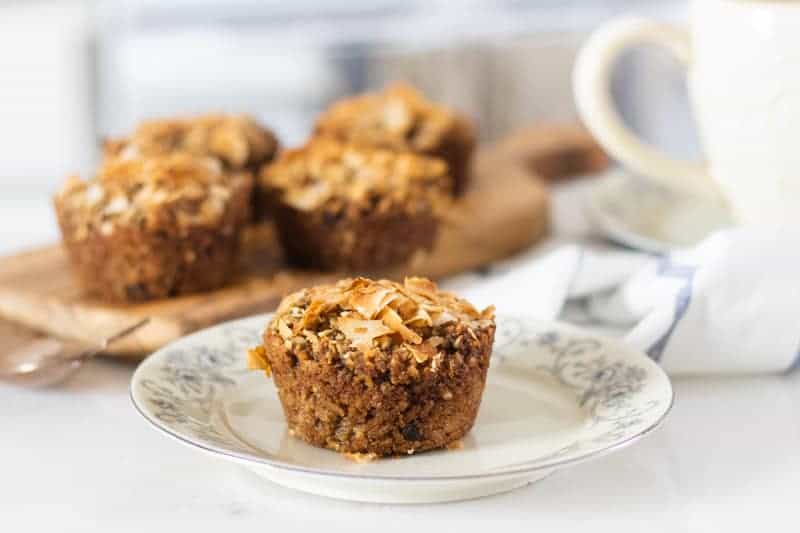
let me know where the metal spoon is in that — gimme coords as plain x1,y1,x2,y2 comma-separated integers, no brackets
0,318,149,387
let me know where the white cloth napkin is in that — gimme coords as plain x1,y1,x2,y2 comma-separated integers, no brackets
444,228,800,375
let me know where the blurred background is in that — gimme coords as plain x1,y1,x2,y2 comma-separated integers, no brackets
0,0,698,251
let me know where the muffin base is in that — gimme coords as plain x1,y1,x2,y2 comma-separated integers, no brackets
57,225,242,302
263,321,495,456
272,202,439,271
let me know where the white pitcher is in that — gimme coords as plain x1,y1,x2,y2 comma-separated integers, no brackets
575,0,800,225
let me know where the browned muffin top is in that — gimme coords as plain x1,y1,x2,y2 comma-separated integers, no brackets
55,153,251,240
248,277,494,374
105,114,278,170
315,83,470,153
260,138,451,213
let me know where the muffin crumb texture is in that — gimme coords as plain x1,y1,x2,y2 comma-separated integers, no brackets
250,277,495,456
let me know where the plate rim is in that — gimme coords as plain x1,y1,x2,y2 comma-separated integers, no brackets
130,313,674,482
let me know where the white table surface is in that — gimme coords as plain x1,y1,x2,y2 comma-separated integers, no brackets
2,182,799,532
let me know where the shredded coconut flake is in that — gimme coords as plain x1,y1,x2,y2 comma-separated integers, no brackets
337,317,394,351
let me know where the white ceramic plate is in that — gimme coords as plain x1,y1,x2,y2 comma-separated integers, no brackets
586,172,732,253
130,314,673,504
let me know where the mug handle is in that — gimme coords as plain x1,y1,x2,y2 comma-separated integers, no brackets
574,17,720,201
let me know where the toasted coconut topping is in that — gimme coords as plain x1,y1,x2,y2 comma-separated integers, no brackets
404,276,440,300
348,285,397,320
276,318,293,340
404,306,432,328
104,114,278,170
260,138,451,213
336,317,394,352
247,345,272,377
315,83,472,154
379,307,422,345
263,277,494,362
54,153,251,240
343,452,378,463
406,340,437,364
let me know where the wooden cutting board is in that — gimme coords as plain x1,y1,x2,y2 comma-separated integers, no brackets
0,125,603,359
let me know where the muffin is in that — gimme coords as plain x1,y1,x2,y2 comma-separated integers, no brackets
104,114,278,173
54,153,252,302
314,83,476,195
105,114,278,219
248,277,496,456
260,138,451,271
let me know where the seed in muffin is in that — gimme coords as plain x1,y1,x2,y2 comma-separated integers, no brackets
260,139,452,271
248,276,496,457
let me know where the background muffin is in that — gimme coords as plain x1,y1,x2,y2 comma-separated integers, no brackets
104,113,278,173
248,277,496,457
314,83,476,195
54,153,252,302
105,114,277,220
260,138,451,271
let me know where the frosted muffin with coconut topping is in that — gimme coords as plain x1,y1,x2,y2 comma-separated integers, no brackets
248,277,495,457
54,153,252,302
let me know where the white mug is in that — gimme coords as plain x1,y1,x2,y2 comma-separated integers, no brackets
574,0,800,225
